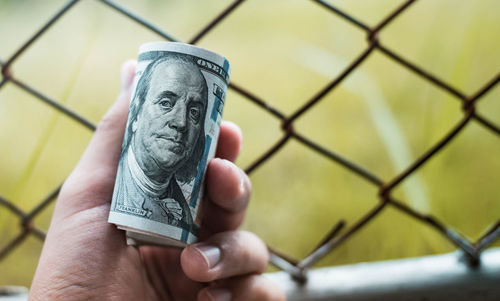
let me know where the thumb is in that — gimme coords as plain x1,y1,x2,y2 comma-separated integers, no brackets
75,60,136,173
55,60,136,219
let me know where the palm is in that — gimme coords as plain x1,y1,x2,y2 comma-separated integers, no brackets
41,204,206,300
140,247,203,300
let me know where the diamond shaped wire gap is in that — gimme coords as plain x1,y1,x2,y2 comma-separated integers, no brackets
0,0,78,67
198,0,367,116
388,121,500,242
1,1,109,131
292,50,465,191
242,138,380,262
378,0,500,95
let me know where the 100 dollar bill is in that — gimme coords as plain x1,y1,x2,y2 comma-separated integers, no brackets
108,42,230,247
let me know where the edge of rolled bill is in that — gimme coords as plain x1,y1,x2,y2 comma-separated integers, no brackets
108,42,230,248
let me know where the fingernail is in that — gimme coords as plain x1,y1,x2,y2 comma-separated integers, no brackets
195,244,221,269
207,288,231,301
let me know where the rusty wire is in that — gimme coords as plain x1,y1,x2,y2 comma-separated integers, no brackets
1,0,499,283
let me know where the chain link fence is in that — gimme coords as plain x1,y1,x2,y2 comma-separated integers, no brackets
1,0,500,286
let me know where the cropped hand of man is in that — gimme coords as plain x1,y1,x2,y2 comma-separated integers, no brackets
29,60,285,301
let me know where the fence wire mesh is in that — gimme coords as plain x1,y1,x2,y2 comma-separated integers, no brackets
1,0,500,283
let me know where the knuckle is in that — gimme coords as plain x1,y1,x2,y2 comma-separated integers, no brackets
238,275,285,301
233,231,269,272
60,167,115,201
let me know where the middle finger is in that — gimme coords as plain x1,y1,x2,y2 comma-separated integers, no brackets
200,158,252,237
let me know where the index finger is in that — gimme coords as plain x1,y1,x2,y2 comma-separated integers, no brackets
54,60,136,220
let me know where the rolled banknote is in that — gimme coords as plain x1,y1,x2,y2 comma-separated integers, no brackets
108,42,230,247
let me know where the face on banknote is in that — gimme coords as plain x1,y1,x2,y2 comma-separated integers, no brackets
133,59,207,178
108,42,230,246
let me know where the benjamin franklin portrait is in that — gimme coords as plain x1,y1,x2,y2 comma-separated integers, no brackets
112,53,208,233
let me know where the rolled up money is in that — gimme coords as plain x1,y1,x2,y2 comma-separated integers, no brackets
108,42,230,247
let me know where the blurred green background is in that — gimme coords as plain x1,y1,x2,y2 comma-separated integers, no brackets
1,0,500,287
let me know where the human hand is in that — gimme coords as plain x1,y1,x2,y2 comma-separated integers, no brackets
29,61,285,301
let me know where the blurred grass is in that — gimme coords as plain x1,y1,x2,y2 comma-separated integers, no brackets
1,0,500,286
